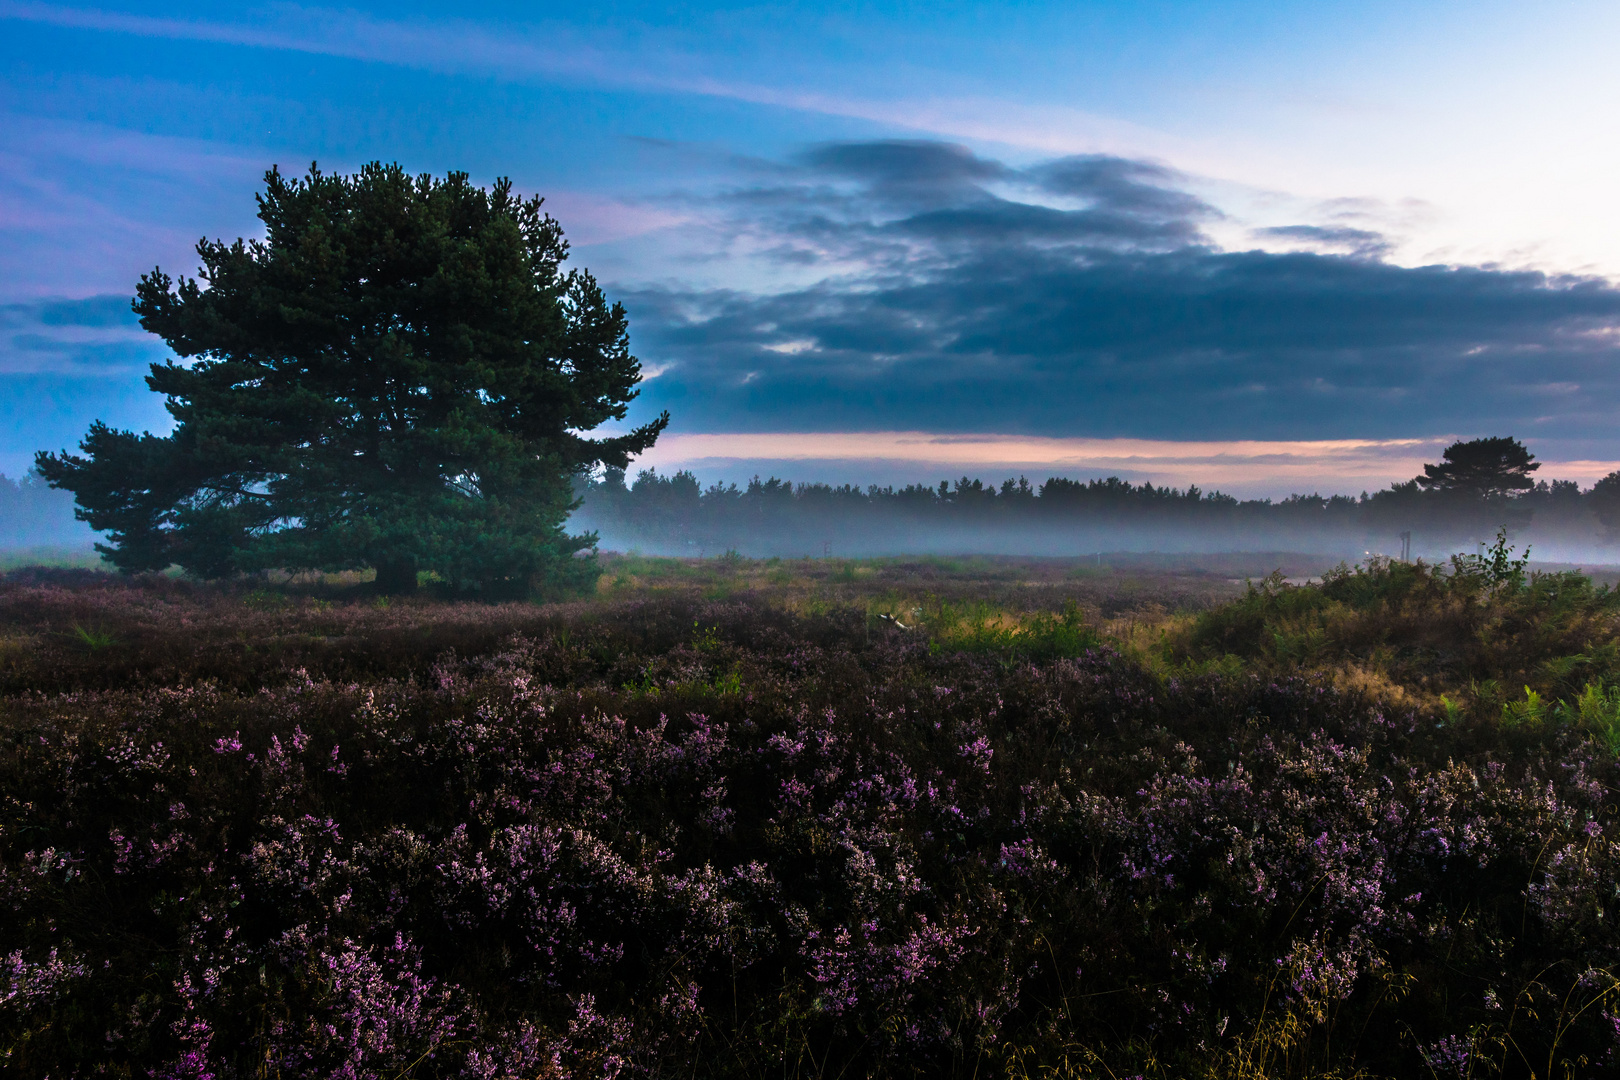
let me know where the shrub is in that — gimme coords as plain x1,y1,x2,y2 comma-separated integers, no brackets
1,575,1617,1077
1180,556,1620,708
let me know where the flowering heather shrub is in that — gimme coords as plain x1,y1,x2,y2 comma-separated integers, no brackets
1,573,1619,1077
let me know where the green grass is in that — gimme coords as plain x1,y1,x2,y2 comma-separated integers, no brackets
922,598,1102,661
68,623,116,652
0,545,106,570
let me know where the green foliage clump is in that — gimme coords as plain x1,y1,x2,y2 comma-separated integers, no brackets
1181,532,1620,713
927,598,1101,661
1546,680,1620,755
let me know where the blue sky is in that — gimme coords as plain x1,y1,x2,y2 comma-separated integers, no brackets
6,1,1620,496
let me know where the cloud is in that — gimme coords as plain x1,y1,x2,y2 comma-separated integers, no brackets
0,294,176,475
631,432,1454,499
0,2,1185,164
1255,224,1391,258
0,115,266,298
0,294,165,375
618,140,1620,442
622,431,1620,501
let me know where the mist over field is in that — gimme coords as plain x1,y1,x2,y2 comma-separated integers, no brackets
0,472,90,549
569,466,1620,566
16,464,1620,568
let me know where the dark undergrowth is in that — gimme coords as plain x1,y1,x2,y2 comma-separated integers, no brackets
1,565,1618,1078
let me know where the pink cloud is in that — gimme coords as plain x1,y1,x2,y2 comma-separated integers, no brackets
629,431,1620,500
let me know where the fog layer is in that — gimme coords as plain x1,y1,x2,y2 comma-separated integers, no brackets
573,468,1620,565
12,466,1619,567
0,473,90,548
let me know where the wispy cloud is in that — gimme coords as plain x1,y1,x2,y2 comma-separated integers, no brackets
637,432,1442,492
0,293,163,374
0,115,266,297
0,2,1185,161
1253,224,1391,258
631,432,1620,500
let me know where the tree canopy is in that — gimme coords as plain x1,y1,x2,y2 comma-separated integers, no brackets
1415,436,1539,500
37,162,666,593
1590,471,1620,540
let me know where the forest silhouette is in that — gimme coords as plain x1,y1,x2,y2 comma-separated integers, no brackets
575,437,1620,562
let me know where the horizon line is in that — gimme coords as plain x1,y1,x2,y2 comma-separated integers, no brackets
623,431,1620,500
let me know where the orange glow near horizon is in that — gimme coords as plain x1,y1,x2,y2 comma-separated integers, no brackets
630,432,1620,497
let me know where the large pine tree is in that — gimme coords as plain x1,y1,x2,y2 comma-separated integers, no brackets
38,163,666,593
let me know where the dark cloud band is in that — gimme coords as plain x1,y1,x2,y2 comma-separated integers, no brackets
623,140,1620,441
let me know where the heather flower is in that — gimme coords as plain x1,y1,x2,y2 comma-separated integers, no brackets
3,582,1620,1076
0,948,87,1014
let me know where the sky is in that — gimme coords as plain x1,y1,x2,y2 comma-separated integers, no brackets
5,0,1620,498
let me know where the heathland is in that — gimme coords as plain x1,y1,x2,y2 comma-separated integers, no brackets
3,552,1619,1078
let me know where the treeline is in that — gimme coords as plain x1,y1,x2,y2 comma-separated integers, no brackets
573,438,1620,560
15,433,1620,561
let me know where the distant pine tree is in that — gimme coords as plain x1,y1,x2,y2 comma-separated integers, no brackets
1415,436,1539,500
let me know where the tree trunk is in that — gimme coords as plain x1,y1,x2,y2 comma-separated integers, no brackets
374,556,419,595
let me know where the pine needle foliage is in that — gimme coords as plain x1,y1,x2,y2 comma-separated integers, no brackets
36,162,666,595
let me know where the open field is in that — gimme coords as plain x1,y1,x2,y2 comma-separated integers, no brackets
0,545,104,572
3,556,1620,1078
